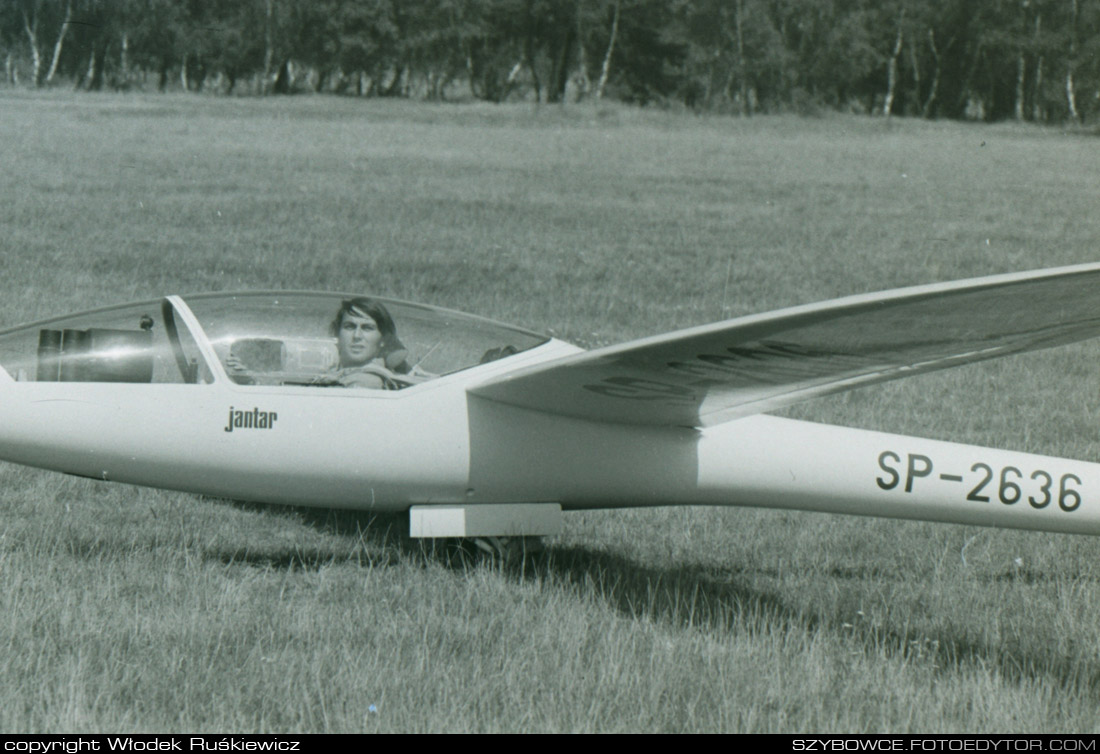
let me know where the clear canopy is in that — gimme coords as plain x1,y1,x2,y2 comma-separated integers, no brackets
0,292,548,388
0,299,207,384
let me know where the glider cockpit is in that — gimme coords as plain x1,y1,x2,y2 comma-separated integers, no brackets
0,292,550,389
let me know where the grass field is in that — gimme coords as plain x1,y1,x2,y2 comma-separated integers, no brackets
2,89,1100,733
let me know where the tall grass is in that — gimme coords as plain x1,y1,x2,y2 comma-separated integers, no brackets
1,91,1100,732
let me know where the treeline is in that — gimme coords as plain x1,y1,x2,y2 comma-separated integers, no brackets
3,0,1099,122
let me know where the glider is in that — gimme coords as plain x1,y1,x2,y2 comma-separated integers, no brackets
1,263,1100,544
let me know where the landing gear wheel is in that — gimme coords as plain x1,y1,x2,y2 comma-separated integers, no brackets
471,536,545,560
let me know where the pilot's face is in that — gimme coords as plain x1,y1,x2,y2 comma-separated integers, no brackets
337,309,383,367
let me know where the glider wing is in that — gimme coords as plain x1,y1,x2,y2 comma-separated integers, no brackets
469,263,1100,427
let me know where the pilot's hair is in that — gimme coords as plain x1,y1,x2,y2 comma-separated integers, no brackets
330,297,410,373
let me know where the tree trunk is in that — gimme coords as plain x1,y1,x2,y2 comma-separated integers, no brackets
22,10,42,87
736,0,748,116
595,0,620,100
72,54,86,89
921,29,955,118
1032,12,1044,121
82,50,95,90
192,59,207,92
1065,0,1080,122
883,22,903,117
1065,70,1079,122
960,39,984,118
87,43,105,91
45,1,72,85
572,4,590,101
1031,55,1044,120
119,31,130,87
5,52,15,85
263,0,274,93
908,36,921,112
181,52,190,91
548,23,575,103
381,65,405,97
1014,52,1026,121
524,29,542,103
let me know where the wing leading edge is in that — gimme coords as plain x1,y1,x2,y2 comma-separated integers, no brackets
469,263,1100,427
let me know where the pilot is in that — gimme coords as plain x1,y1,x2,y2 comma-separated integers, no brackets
224,297,422,389
325,297,414,389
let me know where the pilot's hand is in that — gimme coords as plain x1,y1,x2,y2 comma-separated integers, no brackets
225,355,248,374
224,355,256,385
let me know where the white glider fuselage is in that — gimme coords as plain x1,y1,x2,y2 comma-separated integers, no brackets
2,340,1100,537
4,265,1100,540
0,339,577,510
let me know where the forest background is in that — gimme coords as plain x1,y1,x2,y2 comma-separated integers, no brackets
4,0,1100,124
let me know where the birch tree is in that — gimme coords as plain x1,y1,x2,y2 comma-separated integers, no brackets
595,0,619,99
883,9,905,116
20,0,42,86
43,0,70,84
1065,0,1080,120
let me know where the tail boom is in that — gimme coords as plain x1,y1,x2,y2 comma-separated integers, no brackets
694,415,1100,535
